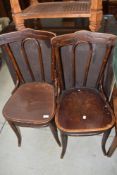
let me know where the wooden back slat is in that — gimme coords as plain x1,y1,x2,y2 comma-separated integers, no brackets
2,44,24,83
83,42,93,86
21,38,35,81
96,46,113,88
55,47,65,90
72,45,76,87
37,40,45,82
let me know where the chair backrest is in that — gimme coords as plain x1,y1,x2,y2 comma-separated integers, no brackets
52,30,117,99
0,28,56,84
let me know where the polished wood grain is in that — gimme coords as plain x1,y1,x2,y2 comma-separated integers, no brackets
9,0,103,31
3,83,55,124
52,30,117,158
57,88,114,133
1,28,61,147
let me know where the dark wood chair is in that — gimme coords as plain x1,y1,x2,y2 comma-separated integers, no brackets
1,28,61,147
52,30,117,158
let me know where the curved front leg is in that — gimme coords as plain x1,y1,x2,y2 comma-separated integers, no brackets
107,127,117,157
8,121,22,147
102,128,111,156
107,92,117,156
60,132,68,159
49,119,61,147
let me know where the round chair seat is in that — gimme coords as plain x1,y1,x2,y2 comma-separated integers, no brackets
56,88,115,133
3,82,55,125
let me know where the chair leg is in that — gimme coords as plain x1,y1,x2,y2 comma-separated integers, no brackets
107,128,117,157
49,119,61,147
60,132,68,159
102,128,111,156
8,121,22,147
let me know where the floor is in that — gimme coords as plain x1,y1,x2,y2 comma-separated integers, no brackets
0,16,117,175
0,63,117,175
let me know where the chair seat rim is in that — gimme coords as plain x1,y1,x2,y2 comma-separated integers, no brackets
55,116,115,134
4,115,55,126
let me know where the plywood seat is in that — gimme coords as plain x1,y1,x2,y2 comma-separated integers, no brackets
56,88,114,133
23,1,90,19
3,82,55,125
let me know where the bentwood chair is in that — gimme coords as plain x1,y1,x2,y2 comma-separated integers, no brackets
52,30,117,158
1,28,61,147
